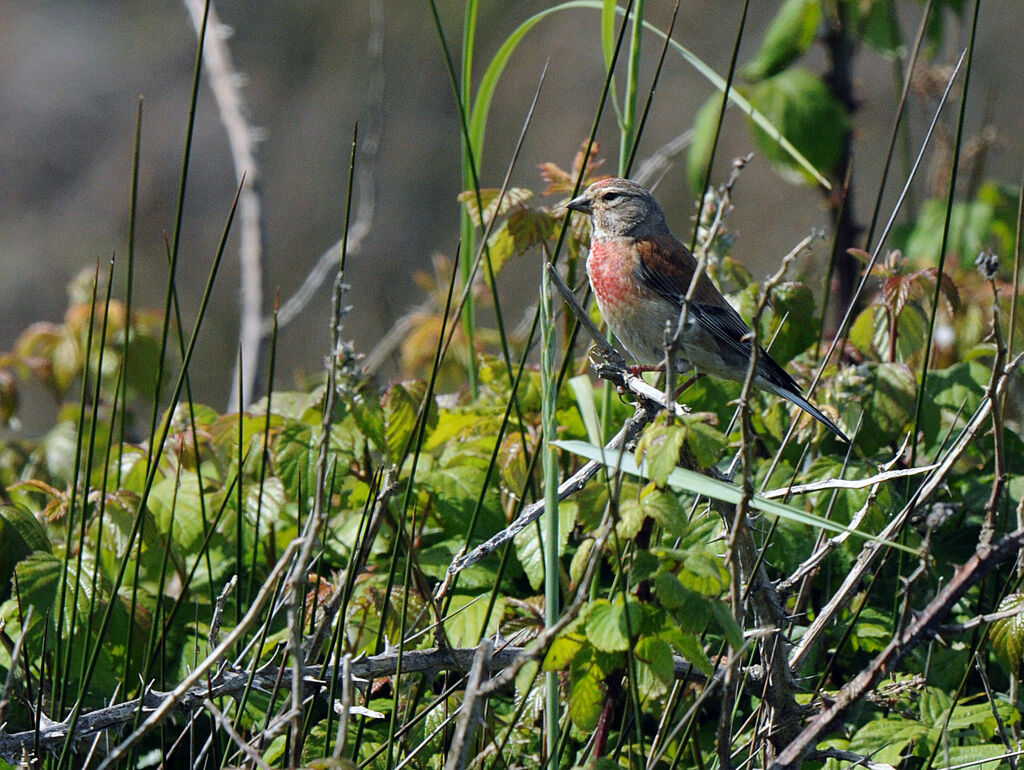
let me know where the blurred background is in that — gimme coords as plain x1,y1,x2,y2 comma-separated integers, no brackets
2,0,1021,431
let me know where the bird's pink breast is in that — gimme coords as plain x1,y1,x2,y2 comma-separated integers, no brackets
587,240,635,311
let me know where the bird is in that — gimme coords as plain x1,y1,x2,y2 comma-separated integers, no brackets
566,177,850,443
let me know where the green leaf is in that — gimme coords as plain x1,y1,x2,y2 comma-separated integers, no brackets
636,485,687,536
848,715,928,767
514,502,576,590
747,68,849,184
710,602,744,650
351,392,386,451
926,360,989,417
148,471,208,553
568,648,605,731
991,593,1024,671
243,476,286,529
940,745,1017,770
654,571,690,609
443,593,506,647
857,0,904,57
662,625,714,678
634,635,675,698
617,498,646,540
741,0,822,82
570,537,596,586
688,92,726,193
679,552,729,597
586,598,631,652
515,659,541,703
635,420,686,488
0,503,52,558
382,382,434,465
848,305,880,359
762,282,819,363
941,699,1018,734
902,197,995,267
680,417,728,471
545,628,586,670
862,362,917,444
631,549,660,583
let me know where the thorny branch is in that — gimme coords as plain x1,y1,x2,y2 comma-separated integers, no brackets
5,641,709,764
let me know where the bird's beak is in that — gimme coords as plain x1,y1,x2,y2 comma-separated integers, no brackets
566,194,591,215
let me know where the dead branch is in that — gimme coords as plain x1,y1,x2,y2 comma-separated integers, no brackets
181,0,266,411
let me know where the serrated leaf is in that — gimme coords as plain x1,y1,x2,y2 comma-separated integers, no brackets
383,382,431,465
763,282,819,363
636,486,686,536
514,503,576,591
0,504,52,556
741,0,822,82
849,305,881,359
926,361,989,416
0,505,52,604
568,650,605,731
515,659,541,703
991,593,1024,670
506,206,555,253
680,418,728,471
849,716,928,767
634,635,675,698
457,187,533,227
654,571,689,609
351,393,386,451
148,471,207,553
635,421,686,488
631,550,660,584
679,553,729,597
570,537,596,586
544,630,586,671
662,626,714,678
941,744,1016,770
617,498,646,539
587,598,631,652
863,362,917,441
243,476,286,528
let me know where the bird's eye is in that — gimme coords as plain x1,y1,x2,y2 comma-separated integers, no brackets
602,191,620,202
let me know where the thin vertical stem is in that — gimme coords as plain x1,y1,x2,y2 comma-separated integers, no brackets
541,261,560,767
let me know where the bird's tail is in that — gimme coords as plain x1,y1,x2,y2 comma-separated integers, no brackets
767,384,851,444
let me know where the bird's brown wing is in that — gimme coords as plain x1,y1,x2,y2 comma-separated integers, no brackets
633,234,735,311
634,233,804,393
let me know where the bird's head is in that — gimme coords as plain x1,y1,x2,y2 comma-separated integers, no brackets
566,178,668,238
